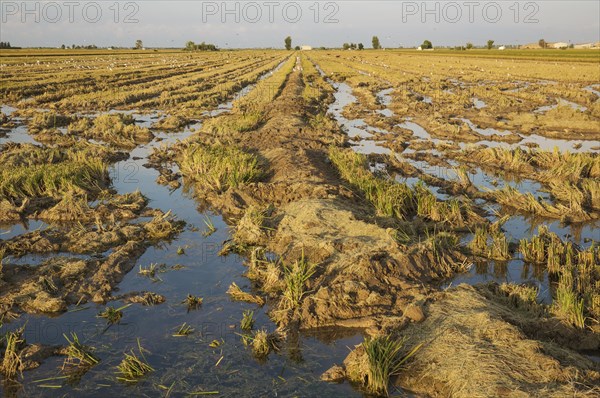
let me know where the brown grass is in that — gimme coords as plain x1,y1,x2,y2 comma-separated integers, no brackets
395,285,599,397
0,327,25,380
226,282,265,306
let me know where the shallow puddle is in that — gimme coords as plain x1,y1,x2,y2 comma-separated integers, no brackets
460,118,512,137
534,98,588,114
472,98,487,109
584,84,600,97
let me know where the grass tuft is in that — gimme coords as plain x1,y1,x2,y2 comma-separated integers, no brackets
173,323,194,337
144,210,185,241
0,159,108,201
183,294,203,310
329,147,415,219
201,215,217,237
98,304,130,325
240,310,255,331
363,335,422,397
329,147,476,227
554,270,586,329
116,339,154,382
250,330,280,358
62,333,99,369
280,252,317,311
0,326,25,380
227,282,265,306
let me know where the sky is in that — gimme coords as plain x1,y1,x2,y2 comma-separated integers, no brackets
1,1,599,48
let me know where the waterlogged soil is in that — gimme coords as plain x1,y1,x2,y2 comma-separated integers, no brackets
328,82,599,296
0,96,364,396
167,67,452,329
314,72,599,395
159,58,597,393
2,53,599,397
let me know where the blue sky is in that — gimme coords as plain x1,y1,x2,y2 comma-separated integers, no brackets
1,1,599,48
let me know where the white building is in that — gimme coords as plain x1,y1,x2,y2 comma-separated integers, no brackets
552,42,569,49
498,46,506,50
300,45,312,51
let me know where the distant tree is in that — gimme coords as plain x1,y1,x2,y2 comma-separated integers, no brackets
372,36,381,49
486,40,495,50
358,43,364,50
538,39,546,49
284,36,292,50
184,41,218,51
185,41,196,51
466,42,473,50
61,44,65,49
294,45,300,50
421,40,433,49
350,43,357,50
135,39,143,49
343,43,350,50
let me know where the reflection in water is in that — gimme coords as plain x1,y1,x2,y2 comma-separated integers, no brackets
448,259,552,303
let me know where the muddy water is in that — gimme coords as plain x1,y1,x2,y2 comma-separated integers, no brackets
584,84,600,97
1,110,362,395
472,98,487,109
0,105,39,145
328,82,392,156
533,98,589,114
324,81,598,303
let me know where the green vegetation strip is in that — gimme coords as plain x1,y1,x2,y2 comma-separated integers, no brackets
0,160,107,201
329,147,475,227
179,143,263,192
329,146,415,220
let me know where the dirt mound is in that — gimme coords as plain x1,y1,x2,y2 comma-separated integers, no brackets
268,198,434,328
334,284,599,396
383,284,600,397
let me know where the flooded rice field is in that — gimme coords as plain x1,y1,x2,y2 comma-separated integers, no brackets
326,77,598,308
1,49,599,397
1,64,365,396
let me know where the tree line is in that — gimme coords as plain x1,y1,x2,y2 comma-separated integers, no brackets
185,41,219,51
282,35,520,51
